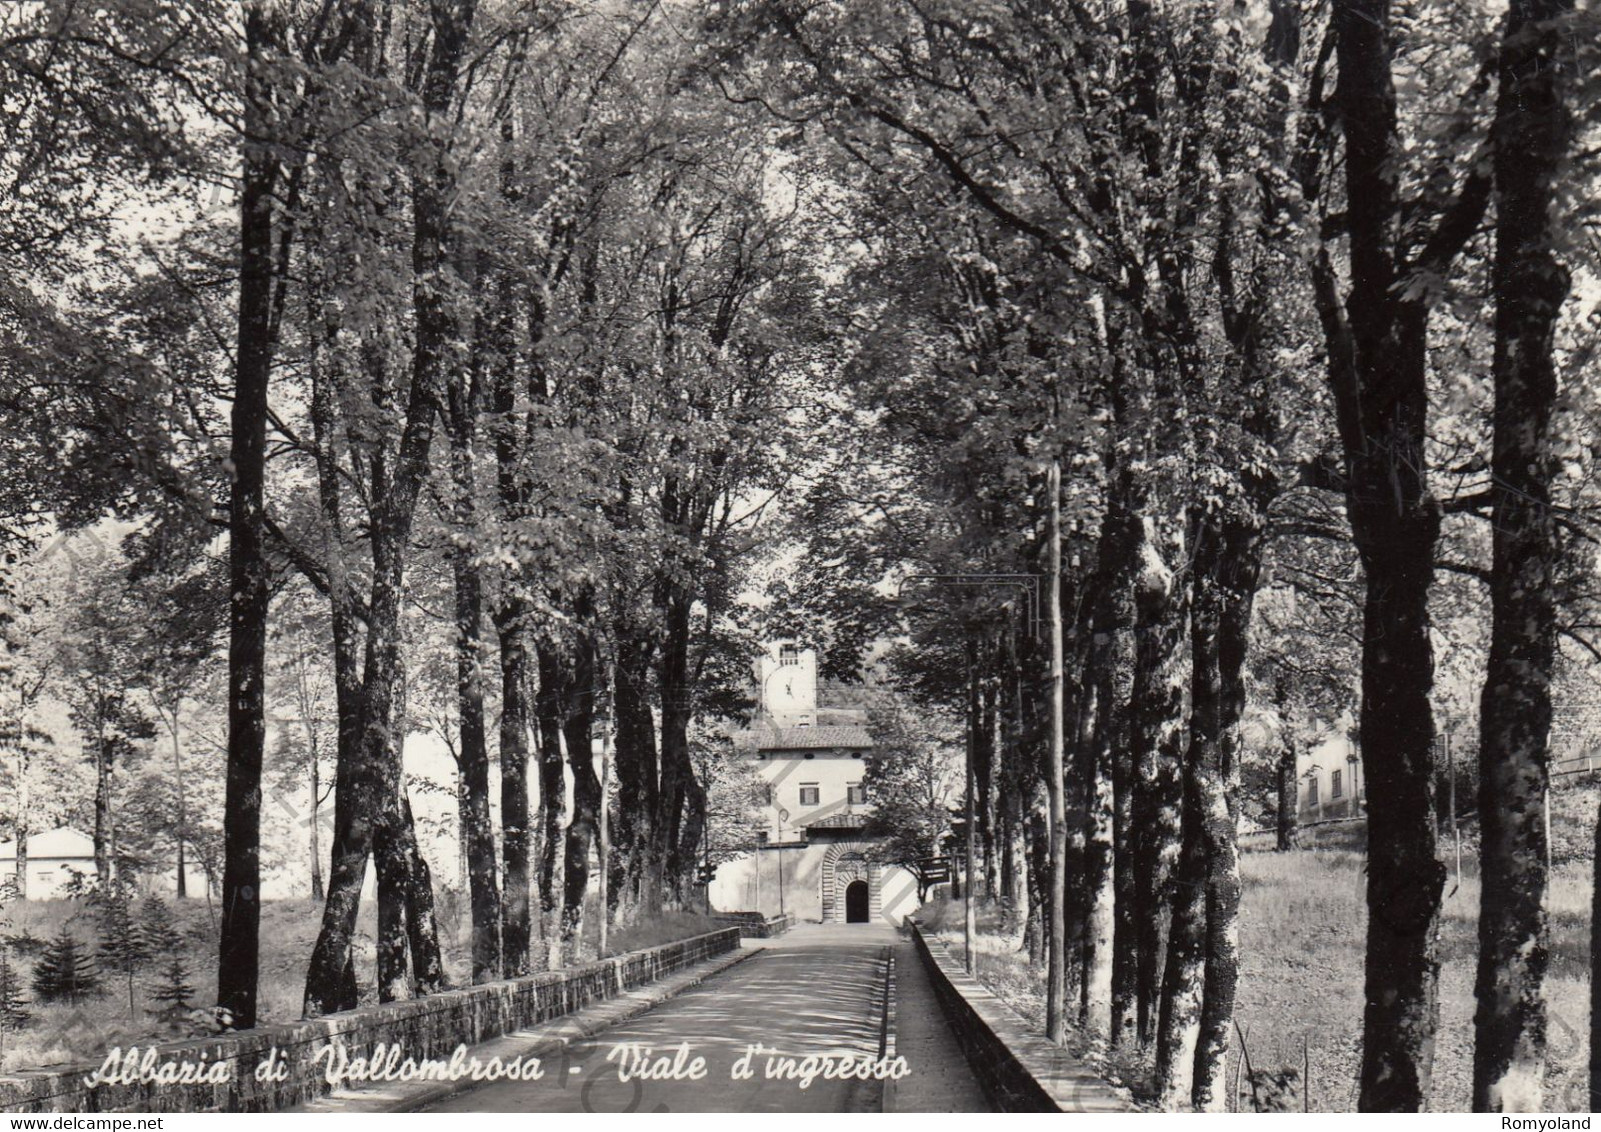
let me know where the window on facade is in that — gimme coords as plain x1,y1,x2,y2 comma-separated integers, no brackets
780,644,801,667
799,783,820,806
1331,770,1343,799
847,783,867,805
1307,776,1319,806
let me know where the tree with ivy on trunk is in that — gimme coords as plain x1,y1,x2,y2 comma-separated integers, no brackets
1472,0,1580,1113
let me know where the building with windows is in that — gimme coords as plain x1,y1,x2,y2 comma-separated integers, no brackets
0,826,209,899
707,643,921,925
1296,718,1364,821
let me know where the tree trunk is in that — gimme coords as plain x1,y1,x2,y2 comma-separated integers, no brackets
310,748,324,901
1079,651,1115,1038
497,606,534,974
448,361,502,983
656,591,702,904
1082,465,1140,1043
373,655,416,1004
1191,514,1260,1110
1045,457,1068,1042
372,787,411,1002
1350,521,1444,1112
1276,744,1299,852
169,718,188,900
1110,642,1138,1050
93,726,114,886
974,665,998,899
1155,759,1208,1110
400,793,445,994
1476,0,1573,1111
612,627,660,917
998,624,1028,916
1313,1,1469,1106
562,626,599,952
302,581,368,1015
303,267,363,1010
218,2,281,1030
1133,518,1185,1046
13,747,27,898
489,162,536,974
304,0,473,1016
534,640,568,966
1024,792,1048,965
1592,804,1601,1110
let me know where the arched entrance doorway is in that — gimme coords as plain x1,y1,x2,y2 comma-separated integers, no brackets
845,880,870,923
823,845,878,923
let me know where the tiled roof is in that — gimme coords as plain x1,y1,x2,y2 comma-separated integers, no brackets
734,725,874,751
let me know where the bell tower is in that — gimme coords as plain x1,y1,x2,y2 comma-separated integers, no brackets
754,642,818,727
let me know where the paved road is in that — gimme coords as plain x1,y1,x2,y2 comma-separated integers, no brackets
426,923,913,1113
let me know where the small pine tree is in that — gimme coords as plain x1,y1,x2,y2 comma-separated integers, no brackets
146,953,195,1024
31,928,101,1005
139,893,182,959
97,893,152,1017
0,949,31,1053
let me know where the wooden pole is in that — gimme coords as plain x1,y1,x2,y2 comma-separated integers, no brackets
1448,732,1461,885
965,641,978,974
598,732,611,957
1545,786,1553,873
1047,457,1067,1046
1303,1033,1312,1113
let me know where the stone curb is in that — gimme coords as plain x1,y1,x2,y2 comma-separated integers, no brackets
843,944,895,1115
879,947,898,1113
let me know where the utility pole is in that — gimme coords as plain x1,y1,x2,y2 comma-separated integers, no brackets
704,827,714,916
965,641,978,974
1447,732,1461,886
895,559,1044,973
598,732,611,956
1047,456,1067,1047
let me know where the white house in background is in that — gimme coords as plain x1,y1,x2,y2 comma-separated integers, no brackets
708,643,922,926
0,827,97,898
0,826,210,900
1297,718,1364,821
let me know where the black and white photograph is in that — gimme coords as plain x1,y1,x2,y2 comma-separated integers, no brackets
0,0,1599,1116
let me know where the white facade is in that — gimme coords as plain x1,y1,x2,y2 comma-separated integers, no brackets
754,643,820,728
0,826,210,899
710,643,922,926
0,827,97,898
1296,721,1364,820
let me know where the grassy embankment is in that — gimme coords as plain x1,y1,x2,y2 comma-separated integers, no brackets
923,787,1598,1112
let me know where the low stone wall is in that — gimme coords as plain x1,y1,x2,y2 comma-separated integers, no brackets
0,928,741,1114
713,911,795,938
907,921,1128,1113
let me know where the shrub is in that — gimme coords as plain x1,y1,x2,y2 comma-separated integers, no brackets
146,953,196,1024
96,892,152,1016
0,948,32,1046
139,894,182,959
31,929,101,1005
